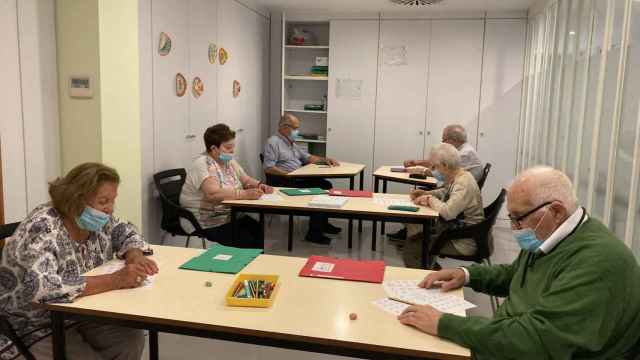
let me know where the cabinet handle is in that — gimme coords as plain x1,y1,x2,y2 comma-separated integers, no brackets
480,132,485,137
419,131,424,135
236,128,244,133
328,128,332,132
185,134,196,139
426,131,431,136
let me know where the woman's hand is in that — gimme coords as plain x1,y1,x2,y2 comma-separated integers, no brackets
243,188,264,200
113,264,149,289
404,160,417,167
258,183,274,194
410,189,427,201
326,158,340,166
125,249,158,275
415,195,431,207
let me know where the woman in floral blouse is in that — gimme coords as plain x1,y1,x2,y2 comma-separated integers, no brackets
0,163,157,360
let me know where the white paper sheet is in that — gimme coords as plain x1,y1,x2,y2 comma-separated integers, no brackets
89,259,156,289
382,280,476,314
383,45,408,66
336,79,363,99
260,193,284,201
308,195,349,208
372,196,414,207
373,298,410,316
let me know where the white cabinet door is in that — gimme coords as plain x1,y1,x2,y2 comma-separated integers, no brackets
425,20,484,155
374,20,430,193
327,20,379,190
216,0,268,179
188,0,218,159
152,0,191,171
477,19,526,203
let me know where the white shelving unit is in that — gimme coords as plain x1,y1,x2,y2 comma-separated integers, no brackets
281,15,329,156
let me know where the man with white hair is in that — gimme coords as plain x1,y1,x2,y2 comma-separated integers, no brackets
397,166,640,359
404,124,483,181
403,143,484,269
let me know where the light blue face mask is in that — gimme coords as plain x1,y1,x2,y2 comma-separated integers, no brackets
219,152,233,163
512,209,548,252
76,206,110,232
289,129,300,140
431,169,445,183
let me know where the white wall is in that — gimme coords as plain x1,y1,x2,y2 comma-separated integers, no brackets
0,0,60,223
139,0,270,243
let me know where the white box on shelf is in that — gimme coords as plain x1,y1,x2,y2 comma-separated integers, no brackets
315,57,328,66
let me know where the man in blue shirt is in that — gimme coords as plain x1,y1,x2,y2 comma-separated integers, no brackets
263,113,341,244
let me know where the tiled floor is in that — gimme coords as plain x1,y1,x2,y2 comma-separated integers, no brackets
144,215,519,359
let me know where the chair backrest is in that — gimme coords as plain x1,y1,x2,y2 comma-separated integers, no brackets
477,163,492,190
0,222,20,255
259,153,281,187
153,169,188,234
475,188,506,260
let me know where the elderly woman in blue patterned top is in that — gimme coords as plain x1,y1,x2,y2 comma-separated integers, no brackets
0,163,156,360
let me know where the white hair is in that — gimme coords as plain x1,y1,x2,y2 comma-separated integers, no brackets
429,143,461,170
278,113,297,128
444,124,467,143
511,166,578,213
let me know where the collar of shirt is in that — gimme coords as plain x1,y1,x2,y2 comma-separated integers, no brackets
277,132,293,146
538,207,588,254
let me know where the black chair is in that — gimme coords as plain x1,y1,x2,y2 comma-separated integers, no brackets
153,169,207,249
477,163,492,190
259,153,286,187
430,188,507,312
0,222,36,360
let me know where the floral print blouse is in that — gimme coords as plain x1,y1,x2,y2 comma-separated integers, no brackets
0,203,147,360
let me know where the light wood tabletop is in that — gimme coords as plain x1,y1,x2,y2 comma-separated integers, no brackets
373,166,438,187
46,246,470,359
223,188,438,219
286,161,365,177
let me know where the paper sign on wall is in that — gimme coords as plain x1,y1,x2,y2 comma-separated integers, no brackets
336,79,363,99
383,45,408,66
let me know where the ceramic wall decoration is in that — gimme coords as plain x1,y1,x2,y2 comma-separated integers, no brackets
158,32,172,56
175,73,186,97
233,80,241,98
219,47,229,65
192,77,204,98
208,43,217,64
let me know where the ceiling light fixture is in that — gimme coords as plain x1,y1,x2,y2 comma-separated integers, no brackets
389,0,445,6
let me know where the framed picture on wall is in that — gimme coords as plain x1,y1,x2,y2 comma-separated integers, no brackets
68,76,93,98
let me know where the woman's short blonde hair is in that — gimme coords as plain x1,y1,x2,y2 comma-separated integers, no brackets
48,163,120,218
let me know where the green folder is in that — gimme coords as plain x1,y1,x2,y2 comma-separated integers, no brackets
179,244,262,274
280,188,327,196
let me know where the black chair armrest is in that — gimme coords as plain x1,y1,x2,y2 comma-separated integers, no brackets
431,223,484,254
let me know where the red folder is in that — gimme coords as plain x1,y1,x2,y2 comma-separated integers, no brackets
328,189,373,198
299,256,385,283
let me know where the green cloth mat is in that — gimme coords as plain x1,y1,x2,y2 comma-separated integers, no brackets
179,244,262,274
279,188,327,196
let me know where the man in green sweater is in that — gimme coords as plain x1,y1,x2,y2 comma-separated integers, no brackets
397,166,640,359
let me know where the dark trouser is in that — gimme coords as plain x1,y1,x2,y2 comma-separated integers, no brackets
202,215,263,249
270,176,333,239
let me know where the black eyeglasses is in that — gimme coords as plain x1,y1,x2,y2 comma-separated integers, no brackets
508,201,552,227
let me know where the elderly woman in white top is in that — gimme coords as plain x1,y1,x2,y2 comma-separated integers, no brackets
403,143,485,269
0,162,157,360
180,123,273,249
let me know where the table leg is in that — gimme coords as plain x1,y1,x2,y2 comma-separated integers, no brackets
231,208,238,244
149,330,159,360
259,212,265,249
51,311,66,360
349,176,354,241
381,180,388,235
288,214,293,252
422,221,432,269
372,178,379,251
371,221,377,251
358,171,364,233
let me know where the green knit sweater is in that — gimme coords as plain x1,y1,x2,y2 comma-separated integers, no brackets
438,218,640,360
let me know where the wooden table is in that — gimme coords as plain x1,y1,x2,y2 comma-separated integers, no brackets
44,246,470,360
224,188,439,261
372,166,438,239
287,162,367,234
